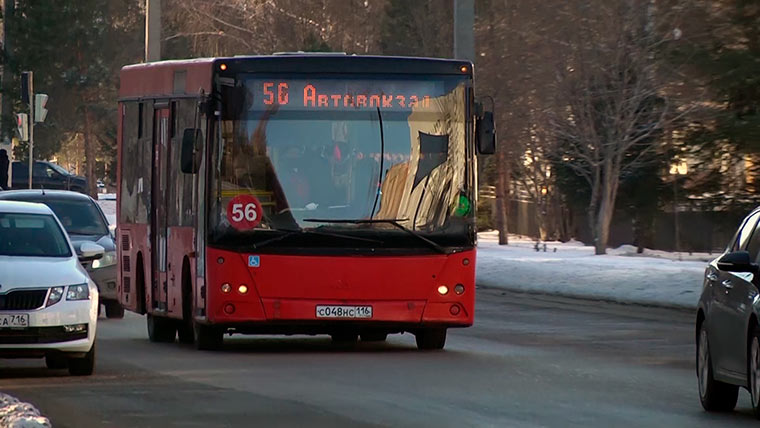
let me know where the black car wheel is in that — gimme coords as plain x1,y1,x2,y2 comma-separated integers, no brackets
68,345,95,376
749,329,760,419
698,324,738,411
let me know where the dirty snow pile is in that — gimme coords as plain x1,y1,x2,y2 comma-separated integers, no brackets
476,231,707,309
0,394,50,428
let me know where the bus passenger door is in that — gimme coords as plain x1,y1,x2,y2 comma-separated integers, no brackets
151,105,170,312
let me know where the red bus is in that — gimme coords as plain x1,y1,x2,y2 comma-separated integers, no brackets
117,54,495,350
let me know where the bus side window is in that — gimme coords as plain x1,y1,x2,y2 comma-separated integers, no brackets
120,102,140,224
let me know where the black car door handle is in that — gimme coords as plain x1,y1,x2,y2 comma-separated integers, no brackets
722,279,734,289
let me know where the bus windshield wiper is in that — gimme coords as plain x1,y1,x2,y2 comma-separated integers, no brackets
303,219,448,254
251,228,384,250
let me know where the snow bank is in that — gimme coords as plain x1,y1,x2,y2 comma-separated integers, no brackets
0,393,51,428
476,232,706,309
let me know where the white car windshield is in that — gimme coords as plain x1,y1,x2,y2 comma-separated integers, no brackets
0,212,72,257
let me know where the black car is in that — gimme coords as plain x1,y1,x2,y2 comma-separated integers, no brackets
697,207,760,417
0,189,123,318
11,161,88,193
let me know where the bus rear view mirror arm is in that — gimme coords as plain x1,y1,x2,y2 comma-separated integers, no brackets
181,128,203,174
475,97,497,155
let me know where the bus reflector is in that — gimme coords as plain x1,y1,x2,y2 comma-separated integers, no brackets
224,304,235,314
221,283,232,293
238,285,249,294
437,285,449,295
450,304,461,316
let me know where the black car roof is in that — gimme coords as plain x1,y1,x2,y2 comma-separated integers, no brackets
0,189,94,202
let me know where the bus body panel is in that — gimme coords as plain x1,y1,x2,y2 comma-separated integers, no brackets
204,247,475,328
167,226,195,316
119,59,214,99
118,224,153,314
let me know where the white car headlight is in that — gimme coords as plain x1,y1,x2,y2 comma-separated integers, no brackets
91,250,117,269
66,283,90,301
46,286,64,307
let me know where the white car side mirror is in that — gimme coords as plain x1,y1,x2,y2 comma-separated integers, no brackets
79,242,105,262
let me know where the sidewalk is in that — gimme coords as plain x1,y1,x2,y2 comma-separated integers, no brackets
476,232,711,310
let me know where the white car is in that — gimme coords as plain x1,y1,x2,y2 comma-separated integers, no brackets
0,200,101,375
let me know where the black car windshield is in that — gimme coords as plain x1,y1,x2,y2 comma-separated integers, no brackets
0,213,72,257
48,163,70,176
209,73,473,249
42,199,108,236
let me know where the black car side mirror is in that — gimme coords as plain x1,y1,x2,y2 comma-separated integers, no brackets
717,251,759,273
476,110,497,155
181,128,203,174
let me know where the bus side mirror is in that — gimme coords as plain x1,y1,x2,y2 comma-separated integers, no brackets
181,128,203,174
476,111,497,155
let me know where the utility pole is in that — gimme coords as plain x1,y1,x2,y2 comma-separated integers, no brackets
21,71,33,188
1,0,14,147
453,0,475,62
145,0,161,62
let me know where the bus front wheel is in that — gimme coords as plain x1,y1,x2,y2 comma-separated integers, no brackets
415,328,447,351
194,322,223,350
147,314,176,343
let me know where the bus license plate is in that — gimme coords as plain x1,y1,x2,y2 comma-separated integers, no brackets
316,305,372,319
0,314,29,328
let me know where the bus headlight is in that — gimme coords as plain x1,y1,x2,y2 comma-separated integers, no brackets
92,251,117,269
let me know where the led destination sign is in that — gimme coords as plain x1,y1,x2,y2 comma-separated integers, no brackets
246,78,443,111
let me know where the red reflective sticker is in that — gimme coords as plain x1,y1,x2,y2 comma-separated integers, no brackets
226,195,263,231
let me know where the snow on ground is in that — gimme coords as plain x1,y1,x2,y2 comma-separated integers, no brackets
0,393,50,427
476,231,707,309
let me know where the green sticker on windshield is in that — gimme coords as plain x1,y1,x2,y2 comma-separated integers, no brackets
454,194,471,217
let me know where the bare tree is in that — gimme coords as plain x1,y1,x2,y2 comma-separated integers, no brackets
549,0,687,254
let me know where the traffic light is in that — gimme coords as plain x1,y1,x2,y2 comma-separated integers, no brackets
15,113,28,142
34,94,48,122
20,71,32,105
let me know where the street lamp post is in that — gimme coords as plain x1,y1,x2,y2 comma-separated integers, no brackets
670,161,688,259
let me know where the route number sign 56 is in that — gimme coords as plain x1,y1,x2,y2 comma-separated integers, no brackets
227,195,263,230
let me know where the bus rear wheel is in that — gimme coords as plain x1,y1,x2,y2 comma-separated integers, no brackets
415,328,447,350
147,314,176,343
194,322,223,351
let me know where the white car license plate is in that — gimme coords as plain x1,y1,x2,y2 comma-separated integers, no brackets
316,305,372,319
0,314,29,328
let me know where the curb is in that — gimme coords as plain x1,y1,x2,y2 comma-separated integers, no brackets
477,284,697,313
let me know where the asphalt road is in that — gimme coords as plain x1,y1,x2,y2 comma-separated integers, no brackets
1,288,757,427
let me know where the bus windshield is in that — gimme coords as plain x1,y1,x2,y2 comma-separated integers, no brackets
209,73,473,250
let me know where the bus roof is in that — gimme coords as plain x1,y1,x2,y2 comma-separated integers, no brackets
119,55,473,99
